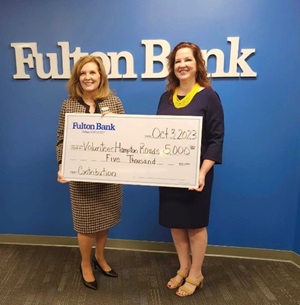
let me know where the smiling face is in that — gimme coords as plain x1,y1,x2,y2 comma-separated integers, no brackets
174,47,197,84
79,62,101,95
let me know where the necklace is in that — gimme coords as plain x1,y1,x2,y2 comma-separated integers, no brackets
173,83,201,108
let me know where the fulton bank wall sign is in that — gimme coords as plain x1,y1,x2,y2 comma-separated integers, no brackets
10,37,257,80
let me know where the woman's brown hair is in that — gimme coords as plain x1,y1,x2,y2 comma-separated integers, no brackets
67,55,112,100
166,42,211,98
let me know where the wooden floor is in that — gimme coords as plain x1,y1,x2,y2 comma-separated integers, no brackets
0,244,300,305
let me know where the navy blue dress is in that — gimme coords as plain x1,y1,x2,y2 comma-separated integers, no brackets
156,88,224,228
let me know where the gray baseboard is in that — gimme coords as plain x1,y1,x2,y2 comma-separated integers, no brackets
0,234,299,268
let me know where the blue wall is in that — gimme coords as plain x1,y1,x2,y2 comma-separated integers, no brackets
0,0,299,254
294,150,300,253
295,195,300,254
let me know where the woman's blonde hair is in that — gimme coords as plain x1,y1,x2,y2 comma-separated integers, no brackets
67,55,112,100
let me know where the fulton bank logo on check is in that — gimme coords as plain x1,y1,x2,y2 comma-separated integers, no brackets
72,121,116,131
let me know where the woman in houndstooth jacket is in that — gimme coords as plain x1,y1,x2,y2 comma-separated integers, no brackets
56,56,124,290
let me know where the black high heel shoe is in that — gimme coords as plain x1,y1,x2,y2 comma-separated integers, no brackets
92,255,118,277
79,266,98,290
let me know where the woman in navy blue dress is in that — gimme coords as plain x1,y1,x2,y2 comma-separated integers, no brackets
157,42,224,297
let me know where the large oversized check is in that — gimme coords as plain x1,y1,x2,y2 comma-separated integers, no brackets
62,114,202,188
